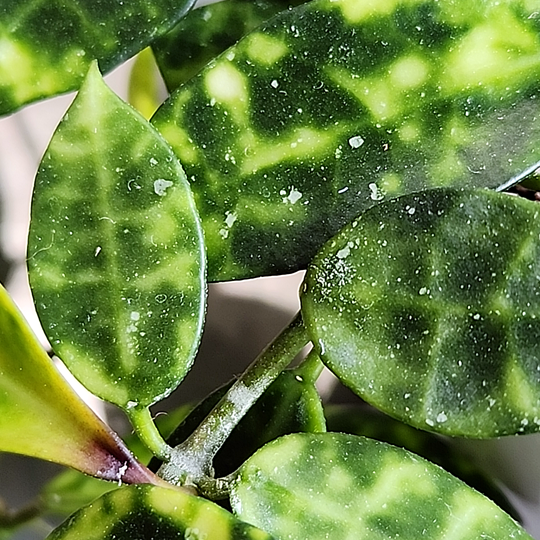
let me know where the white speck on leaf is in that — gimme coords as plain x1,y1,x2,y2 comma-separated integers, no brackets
154,179,174,196
283,187,302,204
348,135,365,149
368,182,384,201
94,246,101,257
436,412,447,423
225,211,238,227
337,246,351,259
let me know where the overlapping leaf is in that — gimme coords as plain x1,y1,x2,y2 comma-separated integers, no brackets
47,484,276,540
0,0,195,115
231,433,532,540
153,0,304,92
302,188,540,437
0,284,157,484
152,0,540,281
28,63,206,410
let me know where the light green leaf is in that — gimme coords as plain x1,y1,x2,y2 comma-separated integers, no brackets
47,484,276,540
231,433,532,540
152,0,540,281
302,188,540,437
28,63,206,411
0,0,195,115
153,0,304,92
325,404,520,521
0,284,159,484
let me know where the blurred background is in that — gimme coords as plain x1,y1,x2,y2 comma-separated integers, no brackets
1,46,540,540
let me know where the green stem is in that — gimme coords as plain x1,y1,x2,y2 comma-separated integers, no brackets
292,348,325,383
158,312,310,495
128,406,172,461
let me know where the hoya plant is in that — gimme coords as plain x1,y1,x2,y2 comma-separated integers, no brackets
2,0,540,538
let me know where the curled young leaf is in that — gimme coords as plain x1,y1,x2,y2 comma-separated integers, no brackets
231,433,532,540
153,0,540,281
28,63,206,411
47,484,276,540
0,0,196,115
0,284,159,485
302,189,540,437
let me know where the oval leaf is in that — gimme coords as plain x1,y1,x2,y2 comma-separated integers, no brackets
153,0,304,92
0,0,195,115
47,484,275,540
325,404,520,521
302,188,540,437
0,284,158,484
152,0,540,281
28,63,206,410
231,433,532,540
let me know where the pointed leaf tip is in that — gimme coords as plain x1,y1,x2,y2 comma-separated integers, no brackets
0,284,159,484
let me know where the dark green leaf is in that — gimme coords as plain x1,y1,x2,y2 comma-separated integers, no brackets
302,188,540,437
28,63,206,410
231,433,532,540
325,404,520,521
152,0,540,281
47,484,275,540
150,367,326,476
153,0,304,92
0,0,195,115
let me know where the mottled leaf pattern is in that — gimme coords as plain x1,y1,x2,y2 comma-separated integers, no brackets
153,0,540,281
231,433,532,540
0,284,158,484
302,189,540,437
28,63,206,410
47,484,276,540
153,0,304,92
325,404,520,521
0,0,195,115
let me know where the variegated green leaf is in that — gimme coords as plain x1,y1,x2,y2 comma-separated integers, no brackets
231,433,532,540
325,404,520,521
47,484,275,540
0,0,195,115
153,0,304,92
302,188,540,437
152,0,540,281
0,284,159,484
28,63,206,411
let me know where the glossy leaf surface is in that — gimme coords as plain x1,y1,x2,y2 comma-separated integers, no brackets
28,63,206,410
153,0,303,92
325,404,519,521
153,0,540,281
231,433,531,540
303,189,540,437
150,367,326,476
47,484,275,540
0,284,158,484
0,0,195,115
